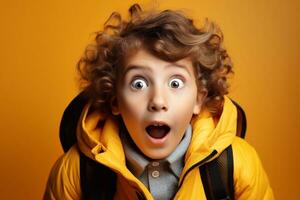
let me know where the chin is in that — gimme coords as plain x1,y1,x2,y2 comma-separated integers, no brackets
144,149,171,160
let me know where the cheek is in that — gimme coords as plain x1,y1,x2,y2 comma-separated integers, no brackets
174,88,198,106
172,93,198,121
118,92,145,120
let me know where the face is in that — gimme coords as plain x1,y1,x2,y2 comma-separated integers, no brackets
114,49,205,159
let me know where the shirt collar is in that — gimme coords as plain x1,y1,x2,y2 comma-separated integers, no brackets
120,124,192,178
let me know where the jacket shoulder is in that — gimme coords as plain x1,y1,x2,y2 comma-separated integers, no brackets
231,137,274,200
43,145,81,200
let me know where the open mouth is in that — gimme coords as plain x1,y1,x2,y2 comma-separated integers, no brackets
146,123,171,139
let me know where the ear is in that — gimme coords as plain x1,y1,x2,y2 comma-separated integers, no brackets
193,90,207,115
110,96,120,115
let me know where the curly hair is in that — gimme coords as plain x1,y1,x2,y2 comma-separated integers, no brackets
77,4,233,117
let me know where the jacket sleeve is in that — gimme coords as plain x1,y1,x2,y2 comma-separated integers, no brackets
232,137,275,200
43,145,81,200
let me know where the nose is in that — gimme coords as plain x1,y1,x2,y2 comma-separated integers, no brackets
147,87,168,112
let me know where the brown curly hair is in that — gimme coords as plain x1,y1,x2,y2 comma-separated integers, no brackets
77,4,233,117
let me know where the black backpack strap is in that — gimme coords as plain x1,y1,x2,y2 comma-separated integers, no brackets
80,152,117,200
231,100,247,139
60,91,90,152
200,145,234,200
59,92,117,199
199,99,247,200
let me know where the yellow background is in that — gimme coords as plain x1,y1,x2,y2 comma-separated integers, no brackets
0,0,299,199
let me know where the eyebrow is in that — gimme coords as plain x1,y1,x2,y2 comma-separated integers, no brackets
123,65,151,76
123,63,191,76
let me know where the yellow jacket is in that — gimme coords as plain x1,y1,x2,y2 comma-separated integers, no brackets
44,96,274,200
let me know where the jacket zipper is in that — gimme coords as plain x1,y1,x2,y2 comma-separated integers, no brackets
177,150,218,190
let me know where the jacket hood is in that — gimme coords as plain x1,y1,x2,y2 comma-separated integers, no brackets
76,95,237,172
188,96,237,156
182,96,237,177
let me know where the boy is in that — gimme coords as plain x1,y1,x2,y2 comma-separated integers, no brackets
44,4,274,200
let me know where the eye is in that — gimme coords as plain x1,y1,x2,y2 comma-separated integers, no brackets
131,78,148,90
169,78,184,89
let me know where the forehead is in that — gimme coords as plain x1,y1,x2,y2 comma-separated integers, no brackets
121,48,195,76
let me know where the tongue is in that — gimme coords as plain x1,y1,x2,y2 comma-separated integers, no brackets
146,126,169,139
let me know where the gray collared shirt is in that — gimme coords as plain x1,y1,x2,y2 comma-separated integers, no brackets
120,124,192,200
